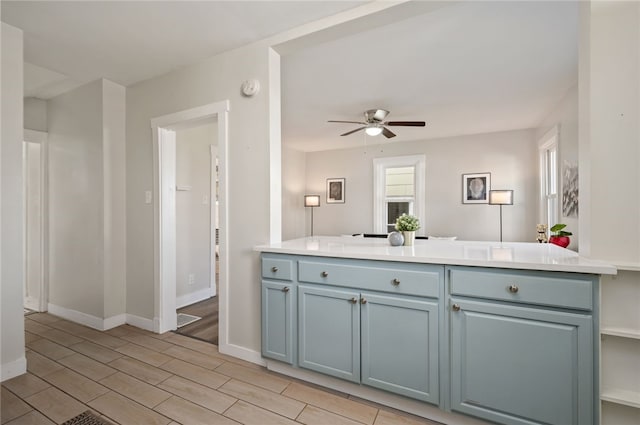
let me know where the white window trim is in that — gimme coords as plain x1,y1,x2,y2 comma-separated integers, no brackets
538,125,559,231
373,155,426,234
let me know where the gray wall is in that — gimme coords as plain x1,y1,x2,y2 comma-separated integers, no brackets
1,23,26,380
302,128,538,242
175,123,217,305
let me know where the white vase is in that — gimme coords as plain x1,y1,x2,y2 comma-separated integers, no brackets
402,231,415,246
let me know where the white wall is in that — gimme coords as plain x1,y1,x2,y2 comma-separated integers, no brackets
282,146,306,240
48,80,105,317
48,79,127,324
303,129,538,242
24,142,42,309
581,1,640,265
126,44,274,355
536,85,579,250
24,97,47,132
102,80,127,319
175,123,216,306
1,22,26,381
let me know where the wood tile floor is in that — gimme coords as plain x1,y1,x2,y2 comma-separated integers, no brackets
1,313,441,425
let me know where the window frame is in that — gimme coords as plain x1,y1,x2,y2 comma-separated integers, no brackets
538,126,559,235
373,155,426,234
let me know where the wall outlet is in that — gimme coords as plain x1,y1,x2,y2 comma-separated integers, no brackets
188,274,195,285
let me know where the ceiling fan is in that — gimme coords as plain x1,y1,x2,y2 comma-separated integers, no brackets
328,109,426,138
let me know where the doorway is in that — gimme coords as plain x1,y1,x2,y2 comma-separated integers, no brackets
151,101,229,347
23,130,48,313
173,122,219,344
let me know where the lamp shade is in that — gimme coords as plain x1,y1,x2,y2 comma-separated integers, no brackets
365,126,383,136
489,190,513,205
304,195,320,207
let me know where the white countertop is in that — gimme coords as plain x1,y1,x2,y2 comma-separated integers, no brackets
255,236,617,275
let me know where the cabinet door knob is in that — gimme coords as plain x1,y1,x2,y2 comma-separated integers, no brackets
281,287,290,293
321,271,329,278
349,297,358,304
360,298,367,304
452,304,461,312
392,278,400,286
271,266,278,273
508,285,519,293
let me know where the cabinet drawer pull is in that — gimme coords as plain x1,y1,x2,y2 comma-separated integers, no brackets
271,266,278,273
349,297,358,304
452,304,461,312
281,287,290,293
508,285,519,293
321,271,329,278
360,298,367,304
392,278,401,286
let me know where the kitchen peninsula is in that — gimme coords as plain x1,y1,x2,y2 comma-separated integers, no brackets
255,236,616,425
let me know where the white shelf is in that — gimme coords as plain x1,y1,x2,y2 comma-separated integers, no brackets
601,327,640,340
613,263,640,272
601,389,640,409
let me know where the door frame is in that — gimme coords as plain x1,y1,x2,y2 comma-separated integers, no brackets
151,100,229,337
23,130,48,312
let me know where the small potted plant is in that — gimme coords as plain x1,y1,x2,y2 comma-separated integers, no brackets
549,223,572,248
395,214,420,246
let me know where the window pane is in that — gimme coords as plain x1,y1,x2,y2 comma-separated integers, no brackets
387,202,410,230
386,167,414,197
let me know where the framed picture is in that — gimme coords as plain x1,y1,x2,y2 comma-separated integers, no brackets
462,172,490,204
326,178,345,204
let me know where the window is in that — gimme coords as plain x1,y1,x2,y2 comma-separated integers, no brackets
373,155,425,233
539,127,559,233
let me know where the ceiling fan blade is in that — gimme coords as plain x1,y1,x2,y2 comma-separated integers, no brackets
340,126,367,136
385,121,426,127
328,120,367,125
382,127,396,138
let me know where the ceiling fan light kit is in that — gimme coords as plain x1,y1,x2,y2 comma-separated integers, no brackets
328,109,425,138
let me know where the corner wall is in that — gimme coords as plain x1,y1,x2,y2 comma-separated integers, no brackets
1,23,26,381
47,79,127,327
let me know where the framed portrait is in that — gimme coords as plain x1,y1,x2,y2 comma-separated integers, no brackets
326,178,345,204
462,173,490,204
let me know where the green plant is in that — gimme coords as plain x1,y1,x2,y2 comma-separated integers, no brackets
550,223,572,237
395,213,421,232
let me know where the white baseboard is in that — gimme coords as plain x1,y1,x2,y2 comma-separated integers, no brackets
24,296,41,312
47,303,125,331
126,314,155,332
176,287,214,309
1,356,27,382
267,361,487,425
218,343,266,366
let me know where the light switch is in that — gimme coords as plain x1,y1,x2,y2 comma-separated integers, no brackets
202,195,209,205
145,191,152,204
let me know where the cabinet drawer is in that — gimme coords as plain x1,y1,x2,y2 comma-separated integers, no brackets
299,259,440,298
448,267,594,310
262,256,294,281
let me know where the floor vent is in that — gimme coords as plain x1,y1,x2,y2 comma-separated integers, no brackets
177,313,202,328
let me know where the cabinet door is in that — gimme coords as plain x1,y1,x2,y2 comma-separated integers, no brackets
361,292,439,404
261,281,295,364
298,285,360,382
450,298,593,425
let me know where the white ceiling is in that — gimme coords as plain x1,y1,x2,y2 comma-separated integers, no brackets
1,0,365,98
282,1,579,151
2,1,578,153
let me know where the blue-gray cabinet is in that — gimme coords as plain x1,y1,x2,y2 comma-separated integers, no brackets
261,255,599,425
261,280,295,364
297,284,440,402
261,255,296,364
298,284,361,382
448,266,597,425
360,291,439,403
